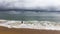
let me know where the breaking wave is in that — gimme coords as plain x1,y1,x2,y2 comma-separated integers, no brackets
0,20,60,30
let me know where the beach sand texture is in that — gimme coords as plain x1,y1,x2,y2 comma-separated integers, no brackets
0,26,60,34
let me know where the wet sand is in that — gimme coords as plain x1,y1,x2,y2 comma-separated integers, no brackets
0,26,60,34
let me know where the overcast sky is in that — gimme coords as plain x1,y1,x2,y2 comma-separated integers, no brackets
0,0,60,11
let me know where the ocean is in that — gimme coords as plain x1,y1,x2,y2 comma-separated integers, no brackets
0,11,60,30
0,11,60,22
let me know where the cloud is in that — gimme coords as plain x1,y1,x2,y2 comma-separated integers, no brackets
0,0,60,11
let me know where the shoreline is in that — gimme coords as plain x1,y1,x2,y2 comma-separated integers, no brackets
0,20,60,30
0,20,60,34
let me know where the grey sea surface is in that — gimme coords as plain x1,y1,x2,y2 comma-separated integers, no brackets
0,11,60,22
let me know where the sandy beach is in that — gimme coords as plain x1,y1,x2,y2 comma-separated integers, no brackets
0,26,60,34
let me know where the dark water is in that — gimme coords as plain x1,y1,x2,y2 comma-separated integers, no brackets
0,11,60,22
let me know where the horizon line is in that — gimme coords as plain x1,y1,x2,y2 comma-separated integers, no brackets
0,9,60,12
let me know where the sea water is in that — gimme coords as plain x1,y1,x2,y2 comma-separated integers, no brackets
0,11,60,22
0,11,60,30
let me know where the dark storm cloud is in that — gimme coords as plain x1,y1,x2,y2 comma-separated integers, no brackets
0,0,60,11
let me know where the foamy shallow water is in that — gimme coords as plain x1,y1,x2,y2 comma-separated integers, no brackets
0,20,60,30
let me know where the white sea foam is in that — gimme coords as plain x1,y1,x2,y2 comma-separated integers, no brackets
0,20,60,30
